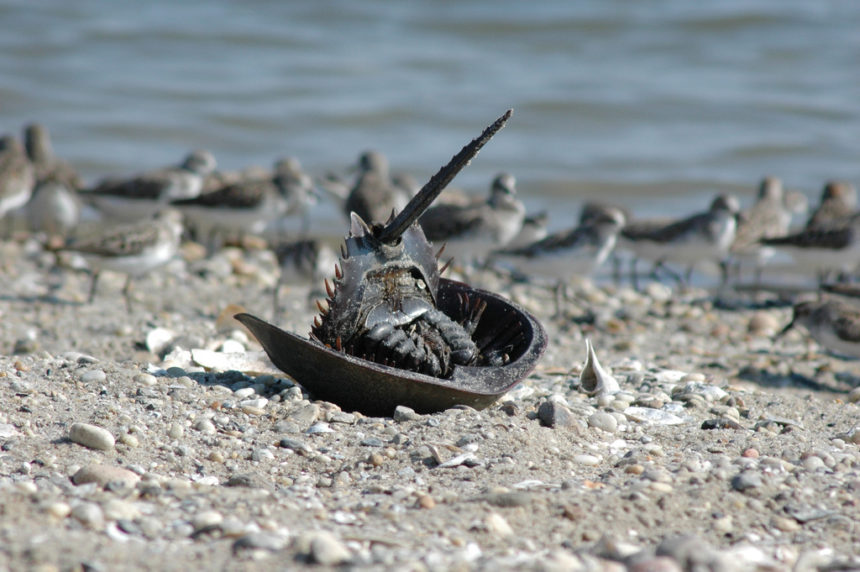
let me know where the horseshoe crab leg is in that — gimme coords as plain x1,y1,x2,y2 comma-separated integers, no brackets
377,108,513,245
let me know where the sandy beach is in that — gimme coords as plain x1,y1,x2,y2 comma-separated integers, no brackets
0,234,858,571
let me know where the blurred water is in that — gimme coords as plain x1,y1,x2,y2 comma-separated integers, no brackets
1,0,858,227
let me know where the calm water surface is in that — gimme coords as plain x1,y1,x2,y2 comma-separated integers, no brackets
1,1,858,227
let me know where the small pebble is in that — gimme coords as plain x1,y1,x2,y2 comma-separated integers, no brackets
232,532,288,554
417,495,435,509
588,411,618,433
192,510,223,532
78,369,107,383
133,373,157,387
771,516,801,532
802,456,825,471
624,464,645,475
742,448,759,459
279,438,312,454
234,387,256,399
731,471,762,492
573,454,601,466
72,465,140,489
537,401,576,428
193,419,217,434
46,502,71,520
119,433,139,447
484,512,514,537
304,531,351,565
69,423,115,451
701,418,744,430
393,405,421,422
167,422,185,439
102,499,140,521
71,503,104,529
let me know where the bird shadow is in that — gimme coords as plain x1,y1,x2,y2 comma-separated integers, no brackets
0,293,83,306
736,365,855,395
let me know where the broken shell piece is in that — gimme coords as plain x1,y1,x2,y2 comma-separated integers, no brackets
579,339,620,396
145,327,176,356
191,349,281,376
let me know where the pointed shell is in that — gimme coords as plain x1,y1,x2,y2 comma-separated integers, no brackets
579,339,620,396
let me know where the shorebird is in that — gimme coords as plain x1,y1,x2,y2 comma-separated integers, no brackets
496,205,625,281
85,150,216,222
619,194,741,288
23,123,84,190
60,209,184,310
494,205,625,314
759,214,860,283
730,177,803,283
172,158,313,251
26,174,82,243
419,172,526,267
779,298,860,359
805,181,857,230
343,151,411,225
270,157,318,235
0,135,36,236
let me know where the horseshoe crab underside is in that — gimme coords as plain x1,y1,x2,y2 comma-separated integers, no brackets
235,278,547,417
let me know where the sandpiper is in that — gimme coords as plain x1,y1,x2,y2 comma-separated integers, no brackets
759,214,860,283
496,205,625,281
343,151,411,225
23,123,84,190
619,194,741,287
171,159,311,251
270,157,318,235
730,177,800,282
60,209,184,309
419,172,526,266
805,181,857,230
26,174,82,243
85,150,216,222
0,135,36,236
495,205,625,314
779,298,860,359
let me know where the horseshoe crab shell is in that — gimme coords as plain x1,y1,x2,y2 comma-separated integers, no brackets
235,278,546,417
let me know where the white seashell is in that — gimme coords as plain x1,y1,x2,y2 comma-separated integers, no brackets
145,327,175,355
191,349,281,376
436,452,479,468
579,339,620,396
624,406,686,426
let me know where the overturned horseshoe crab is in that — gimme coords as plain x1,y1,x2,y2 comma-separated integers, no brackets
235,110,547,416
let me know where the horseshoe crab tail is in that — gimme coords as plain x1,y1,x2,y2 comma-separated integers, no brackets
377,108,513,245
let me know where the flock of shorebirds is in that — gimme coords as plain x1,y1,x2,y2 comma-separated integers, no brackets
2,122,860,360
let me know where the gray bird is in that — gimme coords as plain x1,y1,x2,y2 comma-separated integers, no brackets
343,151,411,225
86,150,217,222
23,123,84,190
619,194,741,288
0,135,36,235
419,172,526,267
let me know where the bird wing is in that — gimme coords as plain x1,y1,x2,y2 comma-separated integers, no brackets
65,220,161,257
172,179,270,208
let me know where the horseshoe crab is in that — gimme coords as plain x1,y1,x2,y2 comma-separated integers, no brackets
235,109,547,416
